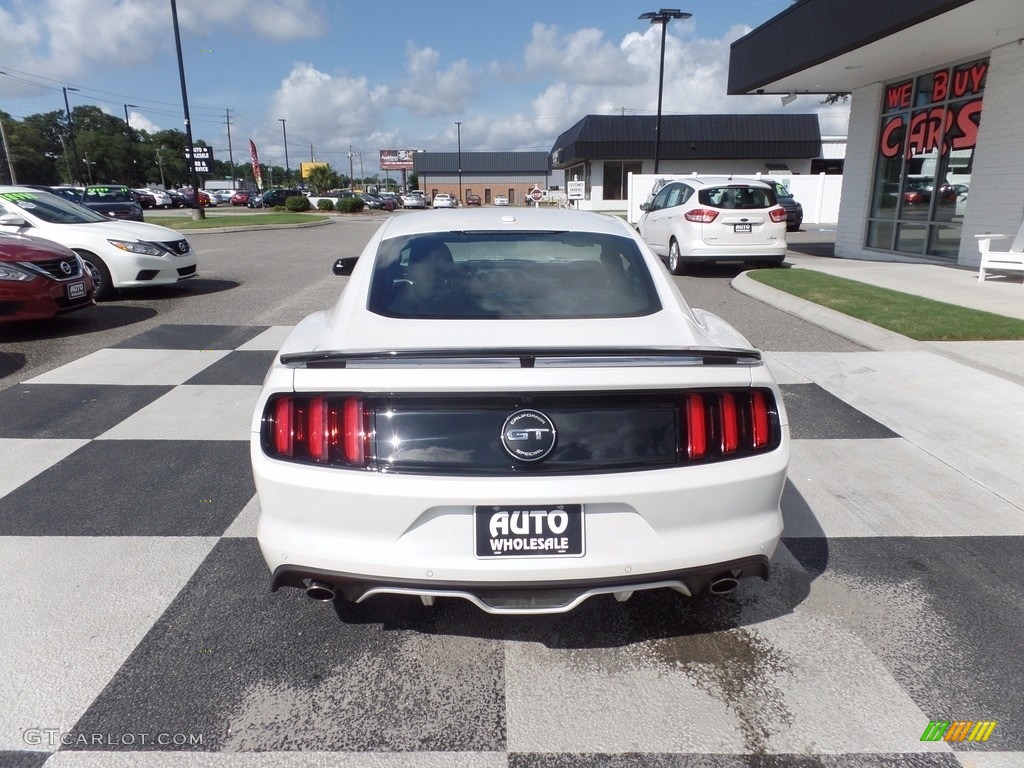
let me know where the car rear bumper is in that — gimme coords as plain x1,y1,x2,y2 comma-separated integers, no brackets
253,440,788,613
270,554,772,614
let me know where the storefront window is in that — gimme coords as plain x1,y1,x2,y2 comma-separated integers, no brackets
867,58,987,260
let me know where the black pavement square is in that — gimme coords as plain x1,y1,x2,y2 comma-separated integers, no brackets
183,350,277,386
66,538,507,753
111,324,268,351
0,440,254,536
812,536,1024,752
508,755,962,767
780,383,899,439
0,752,50,768
0,383,172,439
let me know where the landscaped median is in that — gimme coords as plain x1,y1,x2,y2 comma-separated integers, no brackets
155,213,330,230
747,268,1024,341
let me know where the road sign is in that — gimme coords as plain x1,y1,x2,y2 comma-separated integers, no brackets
567,180,585,200
530,187,544,203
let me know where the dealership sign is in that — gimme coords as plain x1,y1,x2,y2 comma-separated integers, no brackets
380,149,416,170
185,146,214,174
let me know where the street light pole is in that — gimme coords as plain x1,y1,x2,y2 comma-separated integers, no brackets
63,86,82,184
279,118,290,185
639,8,691,174
123,103,138,186
169,0,204,219
456,121,462,205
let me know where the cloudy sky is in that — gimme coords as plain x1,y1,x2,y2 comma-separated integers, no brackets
0,0,849,171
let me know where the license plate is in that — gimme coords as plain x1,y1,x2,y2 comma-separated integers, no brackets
733,223,752,233
66,282,86,300
475,504,584,558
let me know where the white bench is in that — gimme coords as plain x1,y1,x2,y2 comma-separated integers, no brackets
976,220,1024,284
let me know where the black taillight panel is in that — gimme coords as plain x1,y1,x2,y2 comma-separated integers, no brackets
261,389,781,474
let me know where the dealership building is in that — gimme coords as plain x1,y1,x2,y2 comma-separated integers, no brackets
729,0,1024,266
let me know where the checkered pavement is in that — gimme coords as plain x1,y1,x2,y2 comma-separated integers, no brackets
1,324,1020,768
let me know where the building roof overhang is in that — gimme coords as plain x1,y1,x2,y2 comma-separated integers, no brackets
728,0,1024,96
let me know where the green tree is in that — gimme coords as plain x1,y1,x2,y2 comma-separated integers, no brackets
306,164,339,194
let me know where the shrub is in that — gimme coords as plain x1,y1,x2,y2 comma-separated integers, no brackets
285,195,311,212
338,197,365,213
317,199,335,211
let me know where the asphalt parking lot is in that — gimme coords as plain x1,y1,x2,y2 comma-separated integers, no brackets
1,220,1021,767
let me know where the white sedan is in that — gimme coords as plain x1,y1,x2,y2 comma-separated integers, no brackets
251,208,789,614
140,188,172,208
0,186,198,300
431,193,455,208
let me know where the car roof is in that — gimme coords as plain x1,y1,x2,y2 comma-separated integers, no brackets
669,176,773,189
374,206,634,240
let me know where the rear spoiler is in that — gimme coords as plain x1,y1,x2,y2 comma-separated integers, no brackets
280,347,762,369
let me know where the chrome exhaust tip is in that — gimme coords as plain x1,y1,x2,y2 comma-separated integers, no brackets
708,576,739,595
304,580,336,601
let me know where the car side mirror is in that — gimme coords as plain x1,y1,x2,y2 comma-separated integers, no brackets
0,214,29,227
332,256,358,276
639,202,651,212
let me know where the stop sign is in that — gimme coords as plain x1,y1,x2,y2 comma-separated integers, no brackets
530,188,544,202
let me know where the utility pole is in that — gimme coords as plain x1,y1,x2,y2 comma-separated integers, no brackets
0,117,15,184
348,145,354,189
225,108,235,187
456,121,463,205
63,86,81,184
123,103,138,186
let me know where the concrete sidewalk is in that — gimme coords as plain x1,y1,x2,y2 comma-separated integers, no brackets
733,227,1024,384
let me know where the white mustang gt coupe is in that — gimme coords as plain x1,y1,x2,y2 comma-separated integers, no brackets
251,208,789,615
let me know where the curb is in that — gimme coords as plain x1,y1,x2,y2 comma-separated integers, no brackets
175,219,337,235
733,270,1024,386
731,270,924,352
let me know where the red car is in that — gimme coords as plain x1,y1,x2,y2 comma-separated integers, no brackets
465,194,482,206
0,232,95,321
230,190,254,206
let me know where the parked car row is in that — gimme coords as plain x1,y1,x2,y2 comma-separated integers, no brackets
0,185,199,317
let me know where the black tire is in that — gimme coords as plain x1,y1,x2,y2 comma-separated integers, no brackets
77,251,115,301
668,239,687,275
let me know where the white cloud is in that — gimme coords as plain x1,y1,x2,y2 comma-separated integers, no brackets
524,23,641,85
393,43,477,119
268,63,390,162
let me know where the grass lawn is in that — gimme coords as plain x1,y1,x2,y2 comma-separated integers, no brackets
747,268,1024,341
154,213,330,230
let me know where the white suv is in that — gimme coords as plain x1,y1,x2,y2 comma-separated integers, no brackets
0,186,198,300
637,177,787,274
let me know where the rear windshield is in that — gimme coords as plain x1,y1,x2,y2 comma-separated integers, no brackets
698,186,776,209
368,231,661,319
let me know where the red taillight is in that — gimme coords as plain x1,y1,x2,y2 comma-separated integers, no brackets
273,398,293,456
686,394,706,459
266,395,369,467
308,396,329,461
720,392,738,454
751,390,770,448
684,208,719,224
343,398,366,464
680,389,775,462
769,207,787,223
